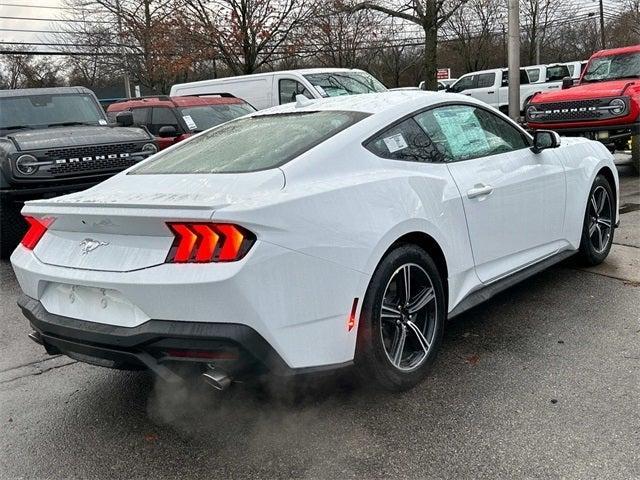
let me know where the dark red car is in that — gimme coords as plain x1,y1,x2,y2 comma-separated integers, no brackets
107,95,256,150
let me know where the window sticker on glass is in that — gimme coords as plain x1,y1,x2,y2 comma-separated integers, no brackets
383,133,408,153
183,115,198,130
98,119,107,125
432,108,489,159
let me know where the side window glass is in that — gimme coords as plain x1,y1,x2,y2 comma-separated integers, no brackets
527,68,540,82
450,75,475,93
149,107,179,135
279,79,311,105
365,118,440,163
130,107,150,127
476,73,495,88
414,105,529,162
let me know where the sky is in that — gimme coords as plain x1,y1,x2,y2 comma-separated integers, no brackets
1,0,66,46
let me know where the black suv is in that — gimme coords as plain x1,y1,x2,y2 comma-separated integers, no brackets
0,87,157,257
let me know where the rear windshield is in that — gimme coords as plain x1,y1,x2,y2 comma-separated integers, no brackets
131,110,368,174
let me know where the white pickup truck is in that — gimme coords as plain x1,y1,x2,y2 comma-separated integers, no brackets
446,68,562,113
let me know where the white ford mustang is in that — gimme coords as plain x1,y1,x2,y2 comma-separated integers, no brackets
11,91,618,392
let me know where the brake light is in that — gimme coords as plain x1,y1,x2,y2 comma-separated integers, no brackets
166,222,254,263
21,216,54,250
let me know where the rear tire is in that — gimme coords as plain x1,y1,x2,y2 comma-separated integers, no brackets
578,175,615,266
0,201,26,259
355,244,445,392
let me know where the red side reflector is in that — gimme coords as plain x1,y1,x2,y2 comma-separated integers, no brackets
21,216,54,250
347,298,359,331
165,222,254,263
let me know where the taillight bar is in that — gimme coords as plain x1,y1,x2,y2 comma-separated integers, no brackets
21,216,55,250
166,222,255,263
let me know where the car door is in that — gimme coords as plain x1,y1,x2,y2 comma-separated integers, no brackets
473,72,498,107
448,75,476,97
414,104,566,283
150,107,183,150
277,78,314,104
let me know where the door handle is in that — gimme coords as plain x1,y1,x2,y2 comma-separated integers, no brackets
467,184,494,199
464,93,472,96
487,91,495,94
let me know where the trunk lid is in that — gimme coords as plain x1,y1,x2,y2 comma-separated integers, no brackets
24,170,284,272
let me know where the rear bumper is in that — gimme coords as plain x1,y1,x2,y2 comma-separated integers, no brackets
19,295,351,381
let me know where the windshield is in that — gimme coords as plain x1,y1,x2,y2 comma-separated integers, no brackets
583,52,640,82
179,103,255,132
131,110,368,174
0,93,105,132
304,72,387,97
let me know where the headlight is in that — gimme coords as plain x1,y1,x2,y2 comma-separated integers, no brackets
526,105,538,119
142,143,158,155
609,98,626,115
15,154,39,175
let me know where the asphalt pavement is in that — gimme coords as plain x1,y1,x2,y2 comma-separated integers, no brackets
0,160,638,480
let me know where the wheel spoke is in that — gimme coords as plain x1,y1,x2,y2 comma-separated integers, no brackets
402,265,411,304
407,287,435,314
406,320,430,354
590,195,598,215
597,217,611,229
597,190,607,215
589,221,598,236
381,303,402,320
595,224,603,250
392,324,407,367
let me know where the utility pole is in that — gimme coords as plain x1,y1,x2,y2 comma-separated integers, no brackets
508,0,520,121
599,0,606,49
115,0,131,99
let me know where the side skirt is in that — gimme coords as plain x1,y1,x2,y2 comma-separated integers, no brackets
448,250,576,319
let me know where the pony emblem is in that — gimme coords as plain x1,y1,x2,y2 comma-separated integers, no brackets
79,238,109,255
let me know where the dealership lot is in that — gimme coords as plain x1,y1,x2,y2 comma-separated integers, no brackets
0,157,638,479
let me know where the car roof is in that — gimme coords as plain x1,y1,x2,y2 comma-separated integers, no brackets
254,90,483,117
107,95,246,112
591,44,640,58
0,86,94,98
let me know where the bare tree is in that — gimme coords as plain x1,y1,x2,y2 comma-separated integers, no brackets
445,0,504,72
351,0,470,90
183,0,317,76
520,0,561,65
0,49,63,89
309,0,382,69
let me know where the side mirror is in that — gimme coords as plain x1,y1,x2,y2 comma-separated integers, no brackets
115,111,134,127
158,125,178,138
531,130,561,154
418,81,426,91
561,77,574,89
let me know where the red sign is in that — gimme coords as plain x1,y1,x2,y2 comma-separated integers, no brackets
437,68,451,80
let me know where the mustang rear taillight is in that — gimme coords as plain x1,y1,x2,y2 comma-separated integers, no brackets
21,216,54,250
166,222,255,263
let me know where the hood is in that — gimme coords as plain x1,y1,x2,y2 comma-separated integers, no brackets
8,125,151,151
531,79,639,103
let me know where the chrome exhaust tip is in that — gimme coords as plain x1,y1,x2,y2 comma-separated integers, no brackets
28,331,43,345
202,369,232,391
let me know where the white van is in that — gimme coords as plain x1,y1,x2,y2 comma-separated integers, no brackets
169,68,387,110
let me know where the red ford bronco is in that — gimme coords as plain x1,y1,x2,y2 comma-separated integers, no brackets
526,44,640,171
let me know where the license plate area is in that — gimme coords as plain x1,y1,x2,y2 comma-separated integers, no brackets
40,283,150,327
